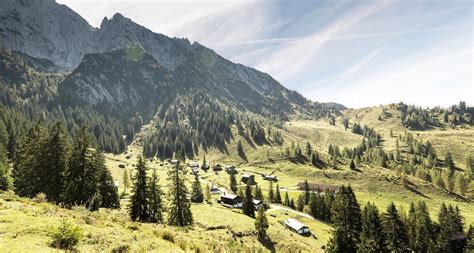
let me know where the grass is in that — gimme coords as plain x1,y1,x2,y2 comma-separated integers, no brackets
1,112,472,252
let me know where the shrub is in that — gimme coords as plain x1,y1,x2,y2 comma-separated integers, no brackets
161,230,175,243
50,219,83,249
111,244,131,253
33,192,48,203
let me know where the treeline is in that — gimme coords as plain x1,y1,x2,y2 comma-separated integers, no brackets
394,102,473,130
0,121,119,210
325,185,471,253
143,90,283,160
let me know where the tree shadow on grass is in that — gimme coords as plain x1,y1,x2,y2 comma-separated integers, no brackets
258,236,276,253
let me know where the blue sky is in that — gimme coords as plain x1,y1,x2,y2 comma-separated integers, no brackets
58,0,473,108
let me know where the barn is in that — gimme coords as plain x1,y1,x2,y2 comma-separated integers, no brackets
284,218,310,235
220,194,243,208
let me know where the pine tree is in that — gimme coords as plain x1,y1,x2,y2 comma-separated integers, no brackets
242,183,255,217
268,181,274,202
274,184,282,204
167,161,193,226
310,151,318,166
204,183,210,202
0,155,13,191
63,127,102,210
359,202,386,253
305,141,312,157
148,167,164,223
129,156,149,222
437,203,466,252
327,186,362,253
408,201,433,252
284,191,290,206
122,168,130,195
43,122,69,202
382,202,409,252
296,194,305,211
255,206,269,240
254,185,263,200
191,173,204,203
466,155,474,180
309,192,318,218
303,180,310,204
229,172,237,193
445,152,455,175
97,155,120,209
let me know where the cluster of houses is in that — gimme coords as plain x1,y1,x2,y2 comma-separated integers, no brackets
178,160,312,236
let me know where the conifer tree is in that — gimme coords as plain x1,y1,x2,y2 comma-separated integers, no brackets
382,202,409,253
309,192,318,218
204,183,210,202
229,172,237,193
284,191,290,206
289,198,296,209
167,161,193,226
63,127,102,210
0,154,13,191
305,141,312,157
445,152,455,175
274,183,282,204
255,206,269,240
303,180,310,204
359,202,386,253
327,186,362,253
148,167,164,223
437,203,466,252
310,151,318,166
242,183,255,217
43,122,69,202
237,140,246,160
254,185,263,200
191,173,204,203
268,181,274,202
97,156,120,209
296,194,305,211
129,156,149,222
122,168,130,195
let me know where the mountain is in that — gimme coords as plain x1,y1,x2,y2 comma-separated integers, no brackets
0,0,342,158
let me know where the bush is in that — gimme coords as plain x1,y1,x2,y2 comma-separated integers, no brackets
33,192,48,203
50,219,83,249
161,229,175,243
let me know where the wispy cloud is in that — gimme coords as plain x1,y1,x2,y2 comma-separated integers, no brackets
59,0,473,107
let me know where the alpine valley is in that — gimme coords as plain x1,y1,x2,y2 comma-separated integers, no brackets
0,0,472,252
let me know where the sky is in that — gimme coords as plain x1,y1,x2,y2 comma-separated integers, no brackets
57,0,473,108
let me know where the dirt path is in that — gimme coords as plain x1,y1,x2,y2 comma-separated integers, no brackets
267,204,316,220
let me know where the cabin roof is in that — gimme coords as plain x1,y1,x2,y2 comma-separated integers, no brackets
252,199,262,205
284,218,308,231
220,194,241,200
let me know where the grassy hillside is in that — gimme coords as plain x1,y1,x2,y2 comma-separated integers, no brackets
1,108,473,252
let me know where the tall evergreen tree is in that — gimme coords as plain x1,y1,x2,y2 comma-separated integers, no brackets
445,152,455,175
97,154,120,209
309,192,318,218
358,202,386,253
191,173,204,203
242,183,255,217
274,184,282,204
43,122,69,202
437,203,466,252
303,179,310,204
284,191,290,206
268,181,274,202
305,141,312,157
327,186,362,253
382,202,409,253
63,127,102,210
148,167,164,223
0,153,13,191
255,206,269,240
229,172,237,193
122,168,130,195
129,156,149,222
254,184,263,200
167,161,193,226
